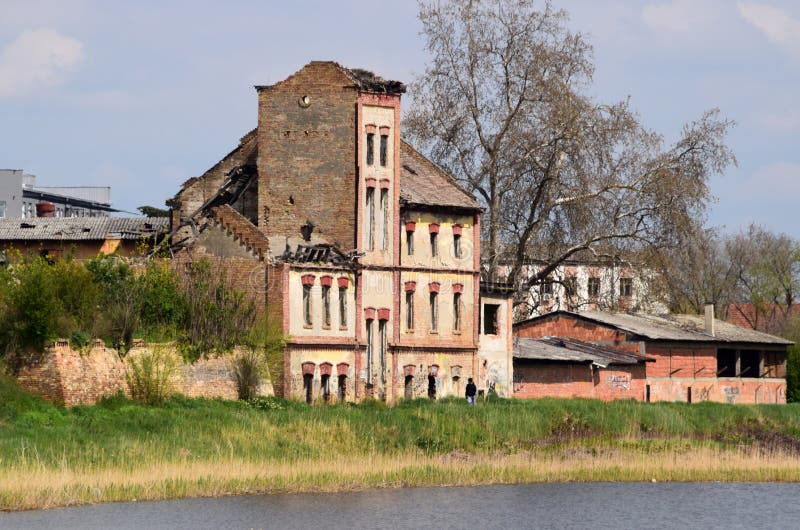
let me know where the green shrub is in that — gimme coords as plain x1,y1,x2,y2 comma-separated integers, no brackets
787,345,800,403
125,347,178,405
232,348,263,400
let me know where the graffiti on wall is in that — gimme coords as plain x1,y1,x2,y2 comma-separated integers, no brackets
607,375,630,390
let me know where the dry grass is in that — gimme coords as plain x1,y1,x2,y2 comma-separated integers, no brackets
3,445,800,511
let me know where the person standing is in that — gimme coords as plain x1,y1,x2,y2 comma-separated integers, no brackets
465,377,477,405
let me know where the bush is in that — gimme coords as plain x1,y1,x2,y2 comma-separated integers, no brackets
787,345,800,403
125,347,178,405
232,348,263,400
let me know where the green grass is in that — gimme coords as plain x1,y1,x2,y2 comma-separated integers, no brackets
3,373,800,510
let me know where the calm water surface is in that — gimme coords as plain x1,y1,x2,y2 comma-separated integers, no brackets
2,482,799,529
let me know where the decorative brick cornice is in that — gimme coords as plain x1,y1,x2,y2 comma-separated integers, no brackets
365,177,377,188
429,282,440,293
338,276,349,288
337,362,349,376
453,224,462,236
365,124,377,134
320,275,333,287
404,281,416,292
364,307,376,320
379,125,390,136
429,223,440,234
301,274,315,286
378,308,390,321
379,178,390,189
453,283,464,294
405,220,416,232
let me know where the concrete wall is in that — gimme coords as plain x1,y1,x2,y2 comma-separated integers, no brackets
478,292,513,397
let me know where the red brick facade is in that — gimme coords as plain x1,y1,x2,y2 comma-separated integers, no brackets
513,313,788,404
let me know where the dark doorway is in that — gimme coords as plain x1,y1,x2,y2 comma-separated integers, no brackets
303,374,313,404
404,375,414,400
337,375,347,402
740,350,762,377
427,375,436,399
717,349,737,377
321,374,330,402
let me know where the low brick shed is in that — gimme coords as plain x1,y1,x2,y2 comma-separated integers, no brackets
513,310,792,404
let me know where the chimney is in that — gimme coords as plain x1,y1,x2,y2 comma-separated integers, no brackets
704,304,716,336
36,202,55,217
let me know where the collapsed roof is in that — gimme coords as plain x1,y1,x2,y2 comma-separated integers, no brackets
514,336,651,366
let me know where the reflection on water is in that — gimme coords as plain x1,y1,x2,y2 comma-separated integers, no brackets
2,482,799,530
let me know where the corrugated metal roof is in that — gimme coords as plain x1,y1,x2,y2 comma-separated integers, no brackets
33,186,111,205
399,141,482,211
0,217,169,241
517,310,793,346
514,336,650,366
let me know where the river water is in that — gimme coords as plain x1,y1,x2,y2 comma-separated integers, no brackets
2,482,798,529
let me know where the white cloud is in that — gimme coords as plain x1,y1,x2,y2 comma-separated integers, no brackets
641,0,715,32
0,28,84,98
737,2,800,55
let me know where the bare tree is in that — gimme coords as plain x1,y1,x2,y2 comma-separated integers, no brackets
405,0,735,313
647,226,738,316
726,224,800,332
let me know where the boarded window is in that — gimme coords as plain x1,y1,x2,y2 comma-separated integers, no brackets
406,290,414,330
339,286,347,328
303,284,312,326
366,133,375,165
453,292,462,331
430,292,438,331
380,134,388,166
380,188,389,250
322,285,331,327
482,304,499,335
366,187,375,250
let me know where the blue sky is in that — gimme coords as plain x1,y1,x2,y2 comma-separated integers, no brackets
0,0,798,238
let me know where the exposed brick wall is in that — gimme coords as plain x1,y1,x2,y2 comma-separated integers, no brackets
210,204,270,259
646,345,717,378
515,314,631,344
15,343,271,406
257,62,358,249
513,361,646,401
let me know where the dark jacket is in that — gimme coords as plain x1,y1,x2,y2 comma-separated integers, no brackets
465,382,477,398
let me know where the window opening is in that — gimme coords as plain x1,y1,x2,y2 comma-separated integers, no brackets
717,348,737,377
366,133,374,165
380,134,388,166
427,374,437,399
430,232,438,257
338,375,347,401
322,285,331,327
430,292,438,331
404,375,414,400
453,292,462,331
366,319,374,384
407,229,414,255
454,233,462,258
380,188,389,250
483,304,499,335
303,374,313,404
620,278,633,297
303,284,312,326
339,286,347,328
406,291,414,330
740,350,762,377
321,374,330,402
588,277,600,299
366,187,375,250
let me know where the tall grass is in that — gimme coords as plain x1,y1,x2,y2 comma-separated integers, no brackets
2,374,800,511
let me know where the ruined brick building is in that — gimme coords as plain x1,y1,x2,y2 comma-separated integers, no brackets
169,61,513,403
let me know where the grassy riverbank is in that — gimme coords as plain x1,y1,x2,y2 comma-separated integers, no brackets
3,375,800,511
